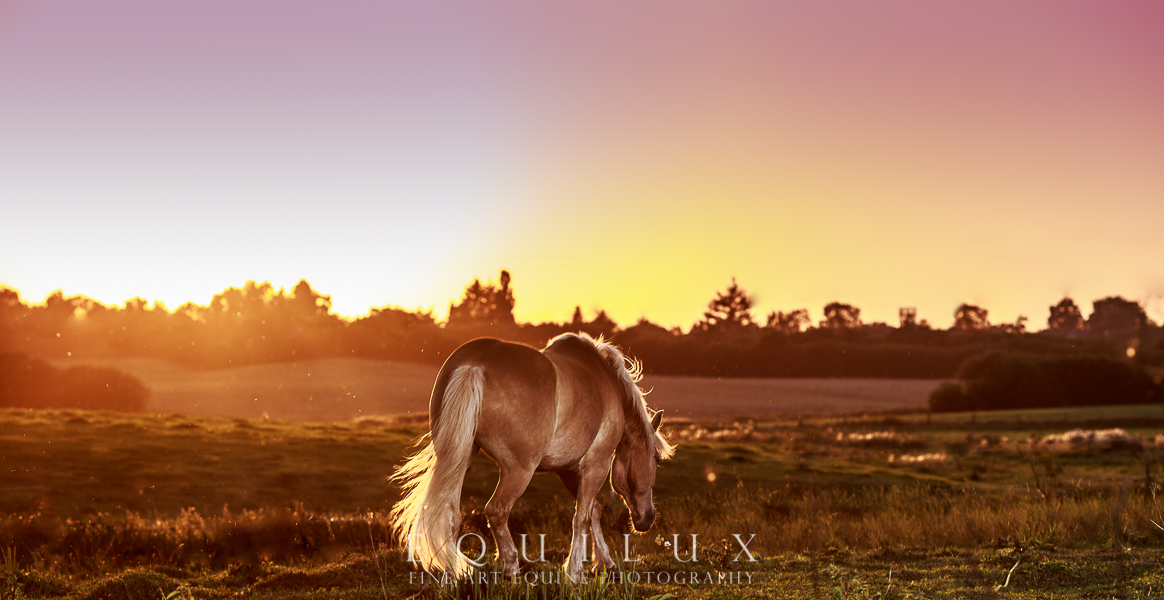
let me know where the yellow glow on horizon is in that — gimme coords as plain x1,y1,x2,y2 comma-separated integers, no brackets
4,83,1161,331
500,138,806,327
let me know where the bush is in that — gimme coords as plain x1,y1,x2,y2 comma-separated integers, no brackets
0,353,149,412
929,381,972,412
930,351,1161,412
957,352,1055,409
1043,355,1159,407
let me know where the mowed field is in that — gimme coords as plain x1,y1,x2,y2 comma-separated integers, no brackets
50,357,439,421
50,357,944,421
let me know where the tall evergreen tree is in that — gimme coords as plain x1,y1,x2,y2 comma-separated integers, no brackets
697,278,755,332
1047,297,1084,332
448,270,516,327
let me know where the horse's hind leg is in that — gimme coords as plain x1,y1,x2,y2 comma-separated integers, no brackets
486,464,536,577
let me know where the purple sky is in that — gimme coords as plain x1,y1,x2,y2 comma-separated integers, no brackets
1,1,1162,328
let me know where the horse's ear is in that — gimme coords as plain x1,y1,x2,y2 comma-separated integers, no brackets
650,410,664,431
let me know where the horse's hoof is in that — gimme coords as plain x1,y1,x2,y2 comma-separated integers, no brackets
500,563,521,581
590,562,620,582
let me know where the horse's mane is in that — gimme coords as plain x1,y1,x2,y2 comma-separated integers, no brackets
547,333,675,460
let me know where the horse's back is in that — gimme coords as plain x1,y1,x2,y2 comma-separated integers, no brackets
433,338,558,467
539,334,625,468
542,335,619,404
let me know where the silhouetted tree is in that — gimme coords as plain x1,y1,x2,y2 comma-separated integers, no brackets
993,315,1028,335
1047,298,1084,332
765,309,809,335
576,309,618,340
820,302,861,329
696,278,755,332
290,279,333,319
1087,296,1149,336
952,303,989,331
349,304,447,363
895,307,932,332
0,287,20,309
447,270,516,328
0,288,23,352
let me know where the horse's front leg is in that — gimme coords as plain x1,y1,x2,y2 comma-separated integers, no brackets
588,502,616,572
557,472,616,572
486,465,536,578
565,471,607,584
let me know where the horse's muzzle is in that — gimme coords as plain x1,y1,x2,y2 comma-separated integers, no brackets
632,508,656,532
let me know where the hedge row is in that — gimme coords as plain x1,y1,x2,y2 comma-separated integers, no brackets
0,353,149,412
930,352,1161,412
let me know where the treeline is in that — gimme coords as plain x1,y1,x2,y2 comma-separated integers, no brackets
2,272,1162,379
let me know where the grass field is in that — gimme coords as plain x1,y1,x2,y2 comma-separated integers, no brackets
49,357,943,421
5,401,1164,599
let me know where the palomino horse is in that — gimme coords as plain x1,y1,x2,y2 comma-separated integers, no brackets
390,333,674,583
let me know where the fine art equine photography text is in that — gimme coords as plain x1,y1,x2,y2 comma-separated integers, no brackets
2,2,1164,599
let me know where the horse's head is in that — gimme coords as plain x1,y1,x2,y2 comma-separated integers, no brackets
611,410,666,532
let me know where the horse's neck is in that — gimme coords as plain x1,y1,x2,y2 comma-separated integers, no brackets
618,410,649,449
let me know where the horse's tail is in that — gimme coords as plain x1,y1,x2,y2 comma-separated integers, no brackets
389,364,484,576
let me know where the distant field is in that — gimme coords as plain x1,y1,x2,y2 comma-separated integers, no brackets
639,375,942,418
50,357,438,421
51,357,943,420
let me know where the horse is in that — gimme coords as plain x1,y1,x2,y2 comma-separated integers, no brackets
389,332,674,583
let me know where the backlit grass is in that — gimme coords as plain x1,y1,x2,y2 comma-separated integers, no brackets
4,406,1164,598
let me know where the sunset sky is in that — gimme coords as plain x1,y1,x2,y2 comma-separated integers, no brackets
1,1,1162,329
